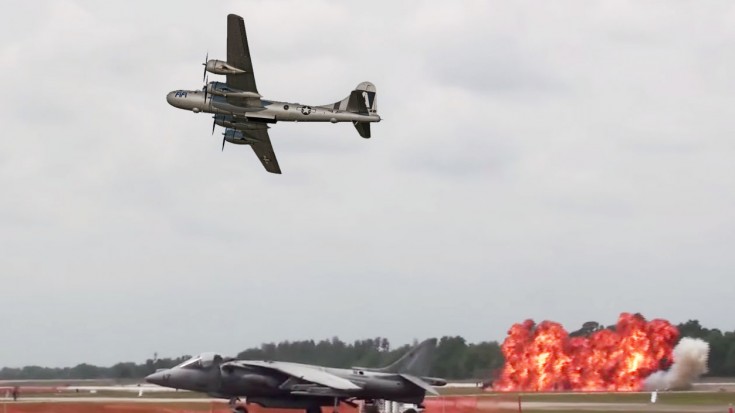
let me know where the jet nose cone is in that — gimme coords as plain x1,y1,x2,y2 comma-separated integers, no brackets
166,91,176,106
145,369,168,385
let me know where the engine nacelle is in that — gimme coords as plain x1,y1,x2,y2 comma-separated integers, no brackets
214,114,237,129
215,115,270,131
206,81,261,98
223,129,259,145
224,129,245,144
205,59,247,75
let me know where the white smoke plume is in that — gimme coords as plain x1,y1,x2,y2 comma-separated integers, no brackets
644,337,710,391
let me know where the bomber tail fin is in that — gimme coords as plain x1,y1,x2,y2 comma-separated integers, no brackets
346,82,377,115
329,82,377,139
331,82,378,114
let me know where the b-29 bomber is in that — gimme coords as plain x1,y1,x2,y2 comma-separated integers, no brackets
166,14,381,174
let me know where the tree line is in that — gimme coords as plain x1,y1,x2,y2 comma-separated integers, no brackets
0,320,733,380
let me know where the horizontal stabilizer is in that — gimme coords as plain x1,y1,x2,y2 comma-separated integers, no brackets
400,374,439,395
420,376,447,387
353,121,370,138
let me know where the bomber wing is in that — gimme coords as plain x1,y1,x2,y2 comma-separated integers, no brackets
226,14,261,107
228,361,361,391
231,123,281,174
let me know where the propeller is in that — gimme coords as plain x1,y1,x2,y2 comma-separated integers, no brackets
202,51,208,82
203,74,209,104
222,134,226,151
211,116,216,135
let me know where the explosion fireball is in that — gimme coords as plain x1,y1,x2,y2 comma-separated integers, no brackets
493,312,680,391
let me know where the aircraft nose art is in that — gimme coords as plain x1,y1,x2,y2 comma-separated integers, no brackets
166,91,191,109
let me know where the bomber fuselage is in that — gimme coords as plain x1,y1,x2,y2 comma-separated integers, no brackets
166,89,380,124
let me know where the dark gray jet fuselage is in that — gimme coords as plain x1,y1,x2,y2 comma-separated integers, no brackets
145,339,445,413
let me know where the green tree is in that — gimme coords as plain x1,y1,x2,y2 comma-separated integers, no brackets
431,336,468,379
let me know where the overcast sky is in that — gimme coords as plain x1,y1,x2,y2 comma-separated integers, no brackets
1,1,734,368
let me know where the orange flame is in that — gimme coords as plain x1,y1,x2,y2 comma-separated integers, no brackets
493,313,679,391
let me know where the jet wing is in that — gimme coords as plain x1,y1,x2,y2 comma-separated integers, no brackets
227,14,259,96
232,124,281,174
231,361,360,391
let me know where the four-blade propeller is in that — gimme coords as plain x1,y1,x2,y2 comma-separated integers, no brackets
202,52,208,82
203,75,209,104
200,53,233,152
202,53,215,137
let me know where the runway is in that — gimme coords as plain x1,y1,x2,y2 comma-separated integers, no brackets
1,395,733,413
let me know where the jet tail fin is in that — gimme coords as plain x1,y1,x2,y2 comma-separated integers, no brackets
354,338,437,376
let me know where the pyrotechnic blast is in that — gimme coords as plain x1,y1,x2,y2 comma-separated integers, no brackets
493,313,679,391
644,337,709,391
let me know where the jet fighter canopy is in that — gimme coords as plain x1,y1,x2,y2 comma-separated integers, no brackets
174,352,224,369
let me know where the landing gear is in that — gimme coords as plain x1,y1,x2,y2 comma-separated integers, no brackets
228,397,247,413
362,400,380,413
305,405,321,413
332,397,340,413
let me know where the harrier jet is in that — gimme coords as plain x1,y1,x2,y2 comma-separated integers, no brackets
166,14,381,174
145,339,445,413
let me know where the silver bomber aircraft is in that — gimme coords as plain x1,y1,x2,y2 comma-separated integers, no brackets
145,339,446,413
166,14,381,174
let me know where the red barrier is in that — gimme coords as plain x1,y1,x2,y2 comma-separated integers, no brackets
425,397,477,413
0,398,537,413
0,398,540,413
0,402,359,413
425,396,520,413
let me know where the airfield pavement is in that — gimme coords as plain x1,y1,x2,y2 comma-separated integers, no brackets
1,380,735,413
1,392,735,413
